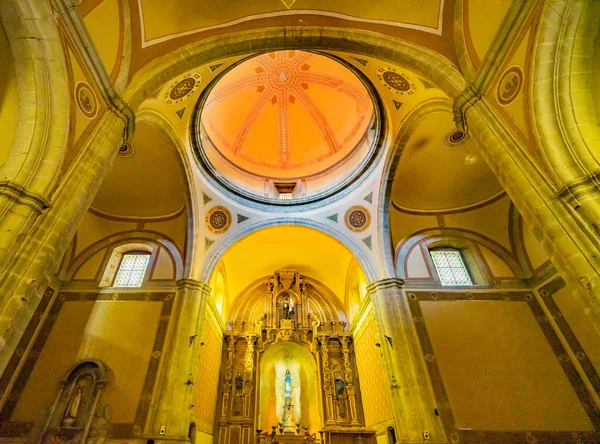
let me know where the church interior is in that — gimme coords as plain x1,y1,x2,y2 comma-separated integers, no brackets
0,0,600,443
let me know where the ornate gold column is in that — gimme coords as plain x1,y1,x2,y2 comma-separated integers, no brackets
367,279,446,443
319,338,335,425
340,337,359,425
149,279,211,442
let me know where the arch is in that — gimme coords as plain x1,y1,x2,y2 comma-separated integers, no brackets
123,28,467,109
61,359,109,383
0,0,69,196
395,228,526,281
136,109,200,278
258,341,321,432
201,219,377,285
344,259,367,323
376,98,453,278
228,275,347,327
533,0,600,230
66,231,184,281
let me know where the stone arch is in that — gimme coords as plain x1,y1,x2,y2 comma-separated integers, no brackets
0,0,70,269
0,0,69,195
201,218,378,285
376,98,453,278
65,231,184,282
395,228,526,282
136,110,200,278
533,0,600,232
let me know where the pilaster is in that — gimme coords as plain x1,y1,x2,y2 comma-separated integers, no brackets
148,279,211,442
367,278,446,443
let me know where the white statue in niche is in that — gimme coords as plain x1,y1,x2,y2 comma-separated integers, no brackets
62,386,82,427
284,370,292,399
282,370,294,431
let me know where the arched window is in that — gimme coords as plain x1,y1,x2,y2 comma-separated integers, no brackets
430,249,473,286
113,252,151,287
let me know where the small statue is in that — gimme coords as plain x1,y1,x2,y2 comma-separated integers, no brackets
235,375,243,392
62,385,82,427
334,375,345,398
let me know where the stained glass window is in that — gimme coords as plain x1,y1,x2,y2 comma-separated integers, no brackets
114,253,150,287
430,250,473,286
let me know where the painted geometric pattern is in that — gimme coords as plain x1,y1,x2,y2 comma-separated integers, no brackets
114,254,150,287
192,312,223,424
430,250,473,286
354,315,393,426
203,50,372,172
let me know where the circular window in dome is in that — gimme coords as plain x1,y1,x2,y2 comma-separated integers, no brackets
194,50,379,204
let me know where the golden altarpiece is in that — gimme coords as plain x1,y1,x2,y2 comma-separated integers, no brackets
215,270,372,444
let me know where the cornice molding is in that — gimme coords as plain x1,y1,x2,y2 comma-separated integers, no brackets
176,278,211,295
50,0,135,141
367,278,405,293
558,169,600,204
0,180,50,212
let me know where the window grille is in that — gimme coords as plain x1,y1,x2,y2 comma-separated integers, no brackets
430,250,473,286
114,253,150,287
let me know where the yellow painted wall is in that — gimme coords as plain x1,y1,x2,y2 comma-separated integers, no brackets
192,310,223,429
354,314,392,427
73,247,106,280
467,0,512,65
83,0,120,79
420,300,592,431
0,23,19,168
76,301,162,422
12,300,163,424
553,286,600,376
151,246,176,280
12,301,95,422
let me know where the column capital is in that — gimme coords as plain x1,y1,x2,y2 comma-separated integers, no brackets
452,85,481,132
176,278,211,295
367,278,405,293
0,180,50,212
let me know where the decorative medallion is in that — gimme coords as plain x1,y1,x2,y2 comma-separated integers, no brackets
442,128,472,150
376,67,416,96
117,142,135,158
496,66,524,106
206,206,232,234
74,81,98,119
344,205,371,232
164,73,201,105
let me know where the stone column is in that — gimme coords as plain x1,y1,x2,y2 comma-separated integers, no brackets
149,279,210,442
0,0,69,269
0,111,127,374
367,278,446,443
461,97,600,333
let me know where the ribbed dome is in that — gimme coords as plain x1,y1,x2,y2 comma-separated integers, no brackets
201,50,374,180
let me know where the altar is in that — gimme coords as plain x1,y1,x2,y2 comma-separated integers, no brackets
215,270,367,444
